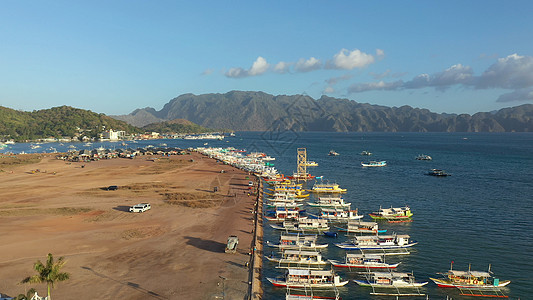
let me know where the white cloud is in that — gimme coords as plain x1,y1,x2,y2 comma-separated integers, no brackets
476,54,533,89
326,48,376,70
201,68,214,76
326,74,353,85
376,49,385,59
248,56,269,76
225,56,270,78
274,61,291,73
294,57,321,72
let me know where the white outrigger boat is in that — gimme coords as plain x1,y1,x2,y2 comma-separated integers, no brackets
266,234,328,250
354,271,428,288
318,208,362,222
268,268,349,288
361,160,387,167
329,253,399,269
266,201,304,209
271,218,330,233
336,220,387,235
265,208,306,222
265,249,328,268
308,196,351,209
335,234,417,250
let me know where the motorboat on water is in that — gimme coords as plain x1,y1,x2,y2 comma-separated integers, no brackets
308,196,351,208
360,151,372,156
328,150,340,156
426,169,451,176
265,208,306,222
361,160,387,167
309,183,346,194
415,154,432,160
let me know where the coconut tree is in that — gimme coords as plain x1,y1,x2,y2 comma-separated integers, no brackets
21,253,70,300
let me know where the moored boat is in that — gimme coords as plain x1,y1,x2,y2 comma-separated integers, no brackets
265,208,306,222
308,196,351,208
271,218,330,232
369,206,413,222
335,234,417,250
354,271,428,288
336,220,387,234
309,183,347,194
265,249,328,267
267,268,349,288
266,234,328,250
360,151,372,156
319,208,362,222
329,253,399,269
430,264,511,289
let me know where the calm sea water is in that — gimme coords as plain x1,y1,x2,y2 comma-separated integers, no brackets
3,132,532,299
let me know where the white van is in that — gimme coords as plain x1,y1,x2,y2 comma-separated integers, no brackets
129,203,151,213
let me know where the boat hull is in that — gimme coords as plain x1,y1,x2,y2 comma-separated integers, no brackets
268,278,349,288
329,260,399,269
353,280,428,288
334,241,418,250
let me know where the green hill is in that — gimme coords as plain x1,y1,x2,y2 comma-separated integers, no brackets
0,106,142,141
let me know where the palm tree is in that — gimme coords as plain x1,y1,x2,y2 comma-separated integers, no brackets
21,253,70,300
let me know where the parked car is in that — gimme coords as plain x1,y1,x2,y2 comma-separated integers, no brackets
225,235,239,253
106,185,118,191
129,203,151,213
248,181,254,186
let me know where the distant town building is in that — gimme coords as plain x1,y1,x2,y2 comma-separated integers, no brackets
100,129,125,141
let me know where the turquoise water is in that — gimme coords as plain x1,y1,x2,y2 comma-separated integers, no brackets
4,132,533,299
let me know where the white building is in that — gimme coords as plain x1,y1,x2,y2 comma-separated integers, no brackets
101,129,125,141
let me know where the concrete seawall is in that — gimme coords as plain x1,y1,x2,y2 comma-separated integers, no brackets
249,176,263,299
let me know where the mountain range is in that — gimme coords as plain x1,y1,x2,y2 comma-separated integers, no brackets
112,91,533,132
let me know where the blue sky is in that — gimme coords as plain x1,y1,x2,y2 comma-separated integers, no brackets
1,1,532,115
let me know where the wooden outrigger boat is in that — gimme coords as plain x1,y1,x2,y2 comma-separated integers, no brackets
335,234,417,250
271,218,330,233
318,208,362,223
308,196,351,209
336,220,387,234
328,253,399,269
265,208,306,222
430,264,511,290
369,206,413,222
265,249,328,268
309,183,346,194
267,189,310,199
354,271,428,288
266,193,306,203
266,201,304,209
266,234,328,250
268,268,349,288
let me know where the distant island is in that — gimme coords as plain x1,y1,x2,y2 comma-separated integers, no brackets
112,91,533,132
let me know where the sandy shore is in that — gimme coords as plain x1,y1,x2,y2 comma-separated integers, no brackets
0,152,260,299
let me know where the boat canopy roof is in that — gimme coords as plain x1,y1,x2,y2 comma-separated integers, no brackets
449,270,491,277
280,235,317,241
348,221,377,226
288,269,333,276
346,253,383,259
371,272,411,278
283,250,320,256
